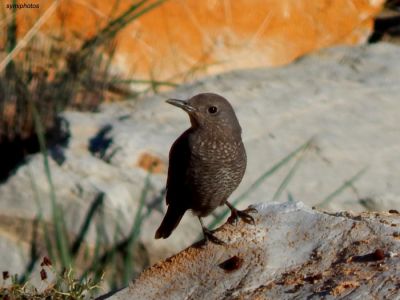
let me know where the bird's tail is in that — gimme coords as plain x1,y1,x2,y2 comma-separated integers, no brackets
155,205,186,239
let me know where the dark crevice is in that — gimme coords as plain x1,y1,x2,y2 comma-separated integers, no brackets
369,15,400,43
0,134,39,182
369,1,400,43
0,117,70,183
89,124,119,163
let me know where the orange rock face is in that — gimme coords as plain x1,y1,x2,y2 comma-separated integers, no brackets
2,0,384,83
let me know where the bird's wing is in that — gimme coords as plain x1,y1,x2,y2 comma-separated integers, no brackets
166,129,191,206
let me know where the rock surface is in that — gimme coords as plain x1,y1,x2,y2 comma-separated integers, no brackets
11,1,384,82
0,43,399,274
106,201,400,300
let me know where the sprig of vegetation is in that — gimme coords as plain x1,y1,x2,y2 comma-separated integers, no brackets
272,141,312,201
31,102,71,269
316,167,368,209
1,260,103,300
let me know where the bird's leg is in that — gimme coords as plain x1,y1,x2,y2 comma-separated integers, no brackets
226,201,257,225
198,217,225,245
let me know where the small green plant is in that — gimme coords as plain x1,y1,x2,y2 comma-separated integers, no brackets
1,257,103,299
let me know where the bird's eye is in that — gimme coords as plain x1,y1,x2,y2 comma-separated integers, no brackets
208,106,218,114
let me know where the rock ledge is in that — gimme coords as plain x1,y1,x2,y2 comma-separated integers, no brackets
106,202,400,299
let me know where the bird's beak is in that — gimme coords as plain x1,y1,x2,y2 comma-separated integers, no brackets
166,99,196,113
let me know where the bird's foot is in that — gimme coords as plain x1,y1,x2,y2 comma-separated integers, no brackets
227,207,258,225
203,228,225,245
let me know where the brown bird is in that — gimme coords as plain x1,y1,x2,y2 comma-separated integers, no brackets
155,93,256,244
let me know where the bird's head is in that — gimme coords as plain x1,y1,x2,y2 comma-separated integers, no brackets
166,93,242,134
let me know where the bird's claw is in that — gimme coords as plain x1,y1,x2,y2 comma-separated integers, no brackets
203,229,225,245
228,207,257,225
244,207,258,215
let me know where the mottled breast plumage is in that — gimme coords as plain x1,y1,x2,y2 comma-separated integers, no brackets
186,129,246,216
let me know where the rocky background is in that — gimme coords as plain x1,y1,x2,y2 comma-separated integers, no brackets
7,0,385,82
1,41,400,293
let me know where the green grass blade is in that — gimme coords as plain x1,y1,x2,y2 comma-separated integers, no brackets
316,167,368,209
31,103,71,268
208,138,314,230
5,0,17,53
272,142,311,201
91,218,105,279
287,192,295,203
107,0,166,42
17,219,39,284
5,0,17,73
234,138,313,206
26,165,56,263
81,0,166,53
122,171,152,285
81,0,148,51
71,193,105,257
